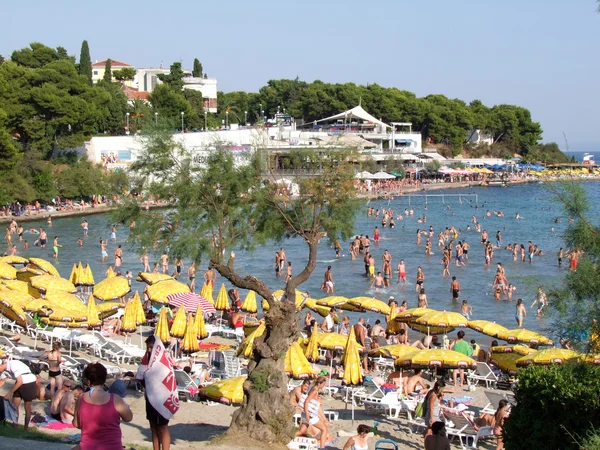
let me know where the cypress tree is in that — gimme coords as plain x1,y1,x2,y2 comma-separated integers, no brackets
192,58,203,77
103,59,112,82
79,40,92,85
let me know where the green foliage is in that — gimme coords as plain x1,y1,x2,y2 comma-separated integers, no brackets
78,40,92,85
157,62,185,91
426,160,442,171
11,42,62,68
581,426,600,450
504,363,600,450
192,58,203,77
103,59,112,82
149,85,192,128
249,369,270,393
113,68,136,82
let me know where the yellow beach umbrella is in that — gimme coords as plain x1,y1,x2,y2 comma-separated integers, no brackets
194,305,208,339
468,320,509,338
396,307,435,323
243,322,261,337
317,296,348,308
181,314,200,353
137,272,173,285
416,311,469,328
0,256,29,265
170,306,188,338
343,327,363,385
581,353,600,365
409,323,455,335
318,332,362,351
236,321,266,358
386,306,402,335
97,302,120,319
121,300,137,333
0,279,30,294
304,323,319,363
155,307,170,342
369,344,420,367
30,275,76,294
83,265,95,286
272,289,308,309
303,298,339,321
348,297,390,315
16,267,42,283
240,291,258,314
69,264,78,284
199,376,246,405
93,276,130,301
516,348,580,366
0,262,17,280
490,345,537,356
200,283,214,305
131,292,146,325
285,342,315,379
0,301,28,329
75,262,85,286
215,284,229,311
261,298,270,312
28,258,60,276
497,328,555,346
106,266,116,278
411,348,476,370
86,294,102,328
0,288,33,306
147,280,191,304
489,352,523,375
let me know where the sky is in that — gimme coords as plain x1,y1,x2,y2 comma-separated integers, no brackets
1,0,598,151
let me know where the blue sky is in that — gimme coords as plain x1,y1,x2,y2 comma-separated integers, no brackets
2,0,598,151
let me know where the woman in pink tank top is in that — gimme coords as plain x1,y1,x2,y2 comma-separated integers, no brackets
74,363,133,450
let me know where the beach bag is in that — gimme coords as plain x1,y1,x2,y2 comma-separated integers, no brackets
414,399,425,418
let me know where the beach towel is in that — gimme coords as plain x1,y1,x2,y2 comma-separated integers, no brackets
136,336,180,420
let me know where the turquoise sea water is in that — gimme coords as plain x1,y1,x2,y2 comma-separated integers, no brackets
11,182,600,342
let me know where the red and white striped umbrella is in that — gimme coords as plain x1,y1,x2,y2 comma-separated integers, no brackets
167,292,216,314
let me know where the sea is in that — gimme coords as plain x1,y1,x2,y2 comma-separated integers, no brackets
13,182,600,344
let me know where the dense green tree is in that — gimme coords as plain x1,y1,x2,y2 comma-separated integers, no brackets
103,59,112,82
0,107,19,171
0,55,4,66
182,89,205,129
113,68,136,82
156,62,185,90
192,58,203,77
78,40,92,85
148,84,192,128
11,42,61,68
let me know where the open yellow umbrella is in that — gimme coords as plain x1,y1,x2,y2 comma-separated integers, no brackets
237,321,266,358
200,283,214,305
317,296,349,308
304,323,319,362
497,328,555,346
17,267,43,283
303,298,339,321
93,276,130,301
86,294,102,328
194,305,208,339
181,314,200,353
106,266,116,278
121,300,137,333
272,289,308,309
170,306,188,338
215,284,230,311
0,256,28,265
285,342,315,379
516,348,580,366
347,297,390,315
396,307,435,323
147,280,191,304
489,352,523,375
30,275,76,294
318,332,362,351
409,323,456,335
241,291,258,314
0,263,17,280
490,345,536,356
343,327,363,385
155,307,170,342
0,288,33,306
416,311,469,328
28,258,60,276
0,301,28,329
468,320,509,338
137,272,173,285
369,344,420,367
411,348,476,370
0,280,30,294
581,353,600,365
199,376,246,405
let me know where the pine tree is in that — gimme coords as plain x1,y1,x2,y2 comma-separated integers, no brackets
192,58,203,77
79,40,92,85
103,59,112,82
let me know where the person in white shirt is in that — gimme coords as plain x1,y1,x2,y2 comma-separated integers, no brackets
0,359,37,430
321,308,336,333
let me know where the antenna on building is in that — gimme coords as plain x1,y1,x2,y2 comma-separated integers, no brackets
160,61,163,69
359,97,362,106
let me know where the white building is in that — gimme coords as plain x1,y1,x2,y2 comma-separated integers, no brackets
91,59,135,86
466,129,494,146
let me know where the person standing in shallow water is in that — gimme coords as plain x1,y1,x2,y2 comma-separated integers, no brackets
515,298,526,328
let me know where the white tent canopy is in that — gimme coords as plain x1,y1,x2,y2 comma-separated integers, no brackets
371,171,396,180
355,171,374,179
313,104,390,129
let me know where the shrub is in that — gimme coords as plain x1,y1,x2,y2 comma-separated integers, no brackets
504,363,600,450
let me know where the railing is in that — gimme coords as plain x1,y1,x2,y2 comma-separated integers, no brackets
266,169,324,177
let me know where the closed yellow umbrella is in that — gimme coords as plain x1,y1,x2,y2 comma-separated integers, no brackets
155,307,170,342
121,300,137,333
106,266,116,278
304,323,319,362
468,320,509,338
181,314,200,353
396,307,435,323
489,352,523,375
93,276,130,301
237,321,266,358
76,262,85,286
69,264,78,284
28,258,60,276
170,306,188,338
137,272,173,285
262,298,270,312
194,305,208,339
200,283,214,305
241,291,258,314
30,275,76,294
416,311,469,328
0,256,29,265
86,294,102,328
83,265,95,286
147,280,191,304
0,262,17,280
285,342,315,379
343,327,363,385
516,348,580,366
0,280,30,294
215,284,229,311
131,292,146,325
199,376,246,405
490,345,536,356
348,297,390,315
317,296,348,308
243,322,261,337
386,306,402,335
411,348,476,370
497,328,555,346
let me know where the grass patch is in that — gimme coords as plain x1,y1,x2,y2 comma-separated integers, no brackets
0,424,70,443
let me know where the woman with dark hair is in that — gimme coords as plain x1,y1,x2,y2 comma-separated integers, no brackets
342,424,371,450
494,399,510,450
74,363,133,449
424,381,446,430
42,341,63,393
